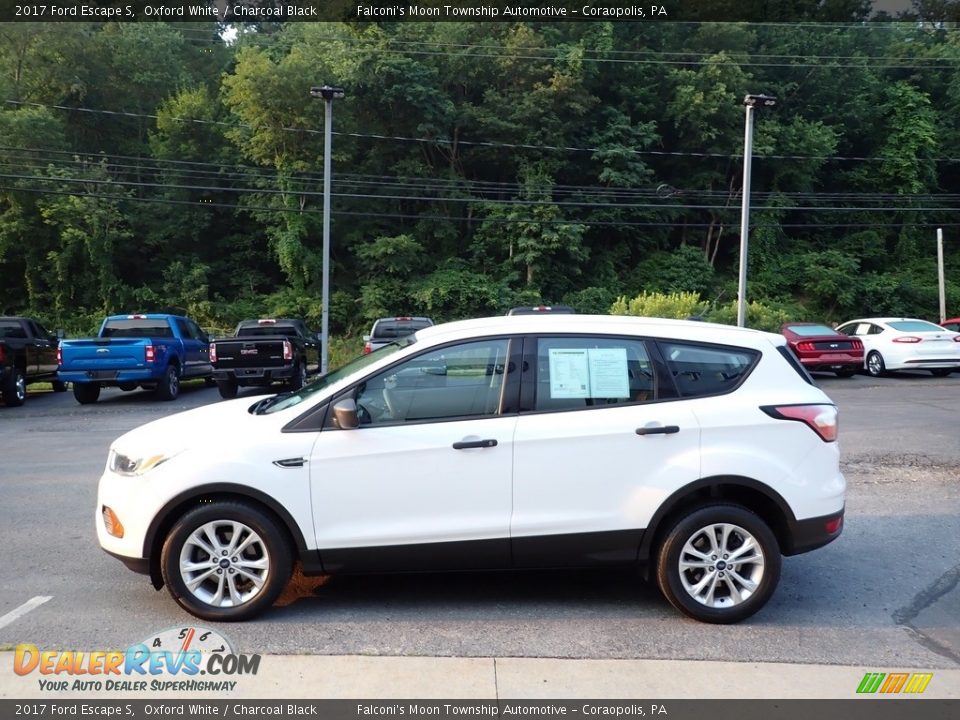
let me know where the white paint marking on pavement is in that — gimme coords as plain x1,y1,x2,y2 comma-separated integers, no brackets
0,596,52,631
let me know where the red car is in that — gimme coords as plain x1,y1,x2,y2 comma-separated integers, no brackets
781,322,864,377
942,317,960,333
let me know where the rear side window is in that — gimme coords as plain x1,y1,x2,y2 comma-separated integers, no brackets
533,336,655,412
659,341,759,398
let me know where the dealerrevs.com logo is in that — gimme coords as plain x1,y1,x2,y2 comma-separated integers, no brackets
856,672,933,694
13,627,259,693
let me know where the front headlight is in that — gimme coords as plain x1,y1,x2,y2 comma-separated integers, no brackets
110,450,180,476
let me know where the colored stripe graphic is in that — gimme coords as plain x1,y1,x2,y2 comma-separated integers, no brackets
880,673,909,693
857,673,885,694
903,674,933,694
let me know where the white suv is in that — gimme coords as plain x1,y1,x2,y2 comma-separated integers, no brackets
97,315,845,624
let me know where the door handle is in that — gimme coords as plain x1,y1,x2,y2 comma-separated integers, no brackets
635,425,680,436
452,439,498,450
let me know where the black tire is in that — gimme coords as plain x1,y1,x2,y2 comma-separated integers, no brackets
160,501,292,621
866,351,886,378
930,368,952,377
155,364,180,401
289,361,306,391
217,377,239,399
52,380,68,393
2,367,26,407
656,504,781,624
834,369,857,378
72,382,100,405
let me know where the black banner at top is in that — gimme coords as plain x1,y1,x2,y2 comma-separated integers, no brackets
0,0,922,24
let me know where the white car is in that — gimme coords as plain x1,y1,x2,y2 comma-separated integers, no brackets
835,317,960,377
97,315,845,624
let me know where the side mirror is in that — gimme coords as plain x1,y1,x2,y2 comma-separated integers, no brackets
332,398,359,430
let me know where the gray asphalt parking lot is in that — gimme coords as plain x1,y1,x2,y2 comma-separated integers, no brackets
0,371,958,674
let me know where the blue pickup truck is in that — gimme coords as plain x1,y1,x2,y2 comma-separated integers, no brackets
58,314,213,404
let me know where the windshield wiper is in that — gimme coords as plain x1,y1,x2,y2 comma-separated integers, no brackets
251,390,296,415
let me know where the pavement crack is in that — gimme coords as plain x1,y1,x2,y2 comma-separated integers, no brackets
894,563,960,666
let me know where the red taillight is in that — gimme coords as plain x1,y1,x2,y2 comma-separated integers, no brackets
761,404,838,442
57,346,61,367
282,340,293,361
954,336,960,343
145,344,155,363
209,342,217,364
363,342,372,354
893,336,921,344
796,341,815,352
851,339,863,350
0,345,5,363
824,516,843,535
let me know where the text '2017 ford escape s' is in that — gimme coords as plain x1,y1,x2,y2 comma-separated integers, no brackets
97,315,844,624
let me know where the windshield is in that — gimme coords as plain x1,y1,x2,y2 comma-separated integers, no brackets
237,325,299,337
785,324,837,336
256,339,409,415
888,320,946,333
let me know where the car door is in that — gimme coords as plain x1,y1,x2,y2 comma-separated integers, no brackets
510,334,701,567
308,337,520,572
186,319,212,376
29,321,58,377
837,322,881,367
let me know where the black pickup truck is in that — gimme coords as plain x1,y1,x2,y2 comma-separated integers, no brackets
0,316,67,407
210,318,321,399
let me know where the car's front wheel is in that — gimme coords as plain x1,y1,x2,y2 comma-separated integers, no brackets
656,504,781,624
160,501,292,621
866,351,886,377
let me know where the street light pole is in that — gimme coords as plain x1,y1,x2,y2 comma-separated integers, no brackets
737,93,776,328
310,85,345,374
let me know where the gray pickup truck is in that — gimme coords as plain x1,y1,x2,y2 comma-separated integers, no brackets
362,316,434,354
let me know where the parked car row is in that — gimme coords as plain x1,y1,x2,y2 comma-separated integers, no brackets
782,317,960,378
1,313,321,407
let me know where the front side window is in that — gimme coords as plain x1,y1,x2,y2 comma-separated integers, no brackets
660,341,758,398
533,336,655,412
350,339,511,425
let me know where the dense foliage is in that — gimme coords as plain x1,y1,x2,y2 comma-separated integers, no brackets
2,6,960,338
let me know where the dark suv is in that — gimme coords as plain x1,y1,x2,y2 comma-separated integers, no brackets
363,316,434,354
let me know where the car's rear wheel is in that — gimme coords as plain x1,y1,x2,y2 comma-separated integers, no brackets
160,501,292,621
930,368,953,377
656,504,781,624
2,367,26,407
289,361,306,390
866,351,886,377
155,364,180,401
217,377,239,399
73,382,100,404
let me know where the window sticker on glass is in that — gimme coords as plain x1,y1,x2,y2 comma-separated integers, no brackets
587,347,630,399
548,348,590,398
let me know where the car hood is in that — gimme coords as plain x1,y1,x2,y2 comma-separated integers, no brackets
110,397,275,457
